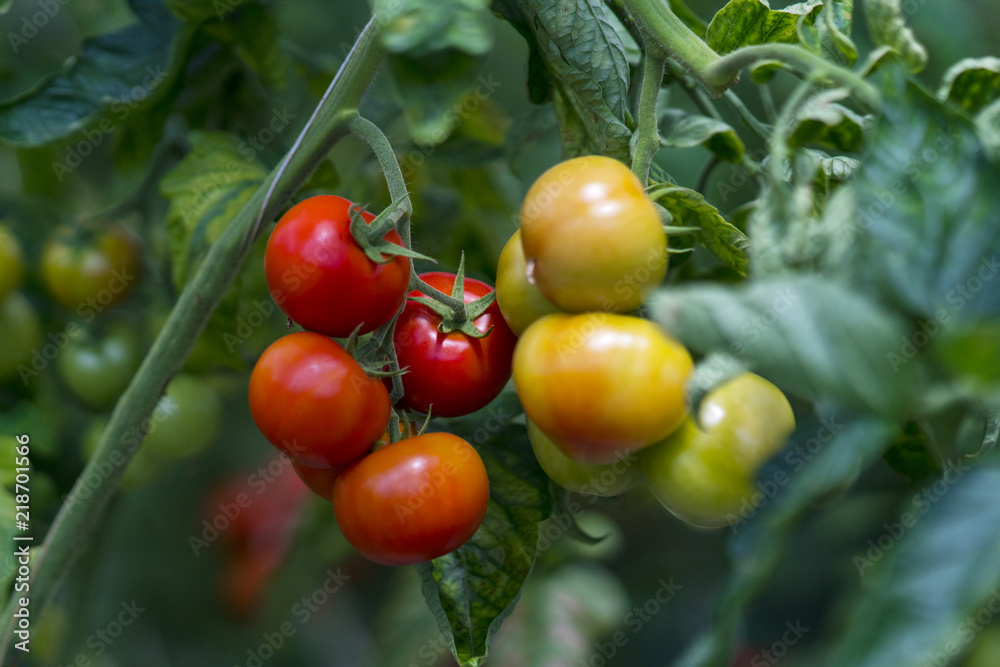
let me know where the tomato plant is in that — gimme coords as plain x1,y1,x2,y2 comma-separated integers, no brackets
514,313,693,464
332,432,489,566
640,373,795,528
393,272,517,417
57,324,142,409
264,195,411,337
143,374,224,461
40,225,141,310
249,331,390,467
518,155,667,313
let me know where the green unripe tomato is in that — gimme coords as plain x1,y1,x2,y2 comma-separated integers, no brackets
640,373,795,528
0,291,42,381
495,230,562,336
41,225,141,310
57,325,142,409
143,374,223,460
0,225,25,302
527,419,641,496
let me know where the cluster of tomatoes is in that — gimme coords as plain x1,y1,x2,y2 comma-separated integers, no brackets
249,156,798,568
0,223,223,485
495,156,797,528
250,195,509,566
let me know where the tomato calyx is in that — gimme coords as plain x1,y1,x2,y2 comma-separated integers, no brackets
348,198,434,265
408,255,496,339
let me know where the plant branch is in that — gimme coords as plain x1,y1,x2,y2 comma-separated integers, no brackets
0,15,386,660
706,43,882,109
632,50,666,183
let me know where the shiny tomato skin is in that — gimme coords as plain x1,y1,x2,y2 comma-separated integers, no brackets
393,272,517,417
495,229,562,336
640,373,795,528
513,313,693,464
41,225,140,309
332,432,489,566
519,156,667,313
291,460,342,501
527,418,641,496
264,195,410,337
249,332,390,467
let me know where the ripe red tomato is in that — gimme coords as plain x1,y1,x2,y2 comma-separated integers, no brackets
393,272,517,417
332,432,490,566
264,195,410,337
291,460,342,501
249,332,391,467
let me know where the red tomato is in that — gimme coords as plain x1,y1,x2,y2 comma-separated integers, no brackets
393,272,517,417
291,460,342,501
249,332,391,467
264,195,410,337
332,432,490,566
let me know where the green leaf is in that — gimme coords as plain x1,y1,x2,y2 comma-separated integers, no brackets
653,186,750,276
650,278,920,417
159,131,268,288
788,89,867,152
845,72,1000,325
706,0,824,55
882,422,943,483
976,98,1000,161
672,413,898,667
486,564,632,666
389,52,487,147
418,422,553,666
165,0,230,22
864,0,927,73
0,0,187,146
828,466,1000,666
934,322,1000,404
201,2,297,91
377,0,494,57
659,110,745,163
938,57,1000,115
817,0,857,66
491,0,633,160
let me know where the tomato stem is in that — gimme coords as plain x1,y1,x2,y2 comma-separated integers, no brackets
0,15,387,659
631,49,666,184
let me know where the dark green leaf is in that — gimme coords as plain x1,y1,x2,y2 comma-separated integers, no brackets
653,186,750,276
491,0,633,160
817,0,857,65
659,110,745,163
938,56,1000,115
165,0,231,22
829,466,1000,666
788,90,867,152
672,413,898,667
650,278,921,417
845,72,1000,324
486,564,631,666
706,0,824,55
201,2,297,91
934,323,1000,404
0,0,187,146
377,0,494,57
864,0,927,73
882,422,944,483
418,422,553,666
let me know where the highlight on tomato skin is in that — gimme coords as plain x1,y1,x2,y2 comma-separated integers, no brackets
332,432,490,566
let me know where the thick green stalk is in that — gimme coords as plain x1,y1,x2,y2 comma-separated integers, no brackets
0,16,385,660
620,0,730,95
632,50,666,183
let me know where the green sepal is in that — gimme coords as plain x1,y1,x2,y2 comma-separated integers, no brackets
409,253,496,339
348,197,435,265
663,225,701,236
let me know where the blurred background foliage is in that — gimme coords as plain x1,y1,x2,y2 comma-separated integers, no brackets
1,1,999,666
